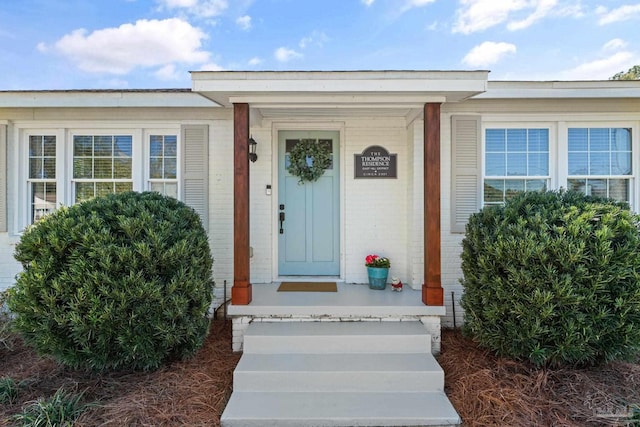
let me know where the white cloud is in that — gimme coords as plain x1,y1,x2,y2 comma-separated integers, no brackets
405,0,436,7
154,64,182,80
274,47,302,62
603,38,628,51
52,18,210,74
299,31,328,49
198,62,224,71
597,4,640,25
361,0,374,6
156,0,228,18
462,41,517,67
248,57,262,66
507,0,557,30
561,51,635,79
236,15,252,30
453,0,579,34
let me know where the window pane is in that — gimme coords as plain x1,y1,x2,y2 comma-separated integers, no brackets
115,182,133,193
506,129,526,151
29,158,42,179
528,129,549,151
94,158,113,179
94,136,112,157
164,136,177,156
114,158,132,178
568,179,586,194
29,136,42,156
609,179,629,202
589,129,610,151
150,136,163,156
32,182,56,222
612,128,631,151
96,182,113,198
484,180,504,204
589,152,609,175
150,182,164,193
150,158,163,179
114,136,132,156
506,153,526,176
486,129,505,152
611,152,631,175
75,182,95,203
568,128,588,151
74,136,93,156
164,158,177,179
505,180,525,200
486,153,505,176
528,153,549,175
588,179,607,198
73,158,93,179
43,136,56,156
526,179,547,192
164,182,178,199
43,158,56,179
568,152,588,175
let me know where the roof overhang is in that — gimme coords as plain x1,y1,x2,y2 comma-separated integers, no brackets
191,71,489,114
477,80,640,99
0,90,218,108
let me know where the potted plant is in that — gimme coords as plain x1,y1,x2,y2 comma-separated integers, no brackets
365,254,390,290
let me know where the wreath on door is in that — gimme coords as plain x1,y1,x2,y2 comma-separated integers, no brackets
287,139,332,183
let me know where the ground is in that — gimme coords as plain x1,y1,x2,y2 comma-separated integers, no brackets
1,321,639,426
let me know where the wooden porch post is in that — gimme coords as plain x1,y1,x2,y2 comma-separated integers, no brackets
232,103,252,305
423,103,444,306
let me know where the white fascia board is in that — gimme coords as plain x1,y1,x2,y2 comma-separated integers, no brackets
476,81,640,99
191,70,489,106
0,91,220,108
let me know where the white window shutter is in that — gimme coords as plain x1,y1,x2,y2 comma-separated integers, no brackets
451,115,481,233
181,125,209,231
0,125,6,232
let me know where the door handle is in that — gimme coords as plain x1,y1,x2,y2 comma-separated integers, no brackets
279,211,285,234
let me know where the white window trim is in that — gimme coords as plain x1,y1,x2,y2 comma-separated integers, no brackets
481,122,557,206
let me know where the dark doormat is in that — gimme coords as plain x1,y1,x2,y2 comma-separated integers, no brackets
277,282,338,292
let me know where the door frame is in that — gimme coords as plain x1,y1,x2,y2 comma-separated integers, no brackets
271,122,346,281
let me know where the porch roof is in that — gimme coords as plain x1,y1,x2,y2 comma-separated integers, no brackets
191,70,489,116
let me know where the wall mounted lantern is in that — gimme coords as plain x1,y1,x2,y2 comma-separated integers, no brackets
249,136,258,163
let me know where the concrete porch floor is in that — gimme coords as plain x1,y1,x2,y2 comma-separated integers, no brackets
227,282,446,317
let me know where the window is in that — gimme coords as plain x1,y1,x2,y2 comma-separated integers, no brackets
567,127,632,203
28,135,57,222
72,135,133,202
148,135,178,198
484,128,549,205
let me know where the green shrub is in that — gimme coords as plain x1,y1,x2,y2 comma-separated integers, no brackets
8,191,214,371
461,190,640,367
12,387,87,427
0,376,18,404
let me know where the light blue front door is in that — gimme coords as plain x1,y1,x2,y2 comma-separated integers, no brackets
278,130,340,275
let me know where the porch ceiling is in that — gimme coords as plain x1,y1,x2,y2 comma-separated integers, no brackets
191,70,489,117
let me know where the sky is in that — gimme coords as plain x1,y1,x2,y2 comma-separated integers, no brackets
1,0,639,90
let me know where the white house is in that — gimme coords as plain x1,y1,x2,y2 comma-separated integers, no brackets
2,71,640,343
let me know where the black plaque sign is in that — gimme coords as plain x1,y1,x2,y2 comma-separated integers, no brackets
354,145,397,178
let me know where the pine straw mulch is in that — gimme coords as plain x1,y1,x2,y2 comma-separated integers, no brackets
2,323,640,426
439,328,640,426
0,318,240,427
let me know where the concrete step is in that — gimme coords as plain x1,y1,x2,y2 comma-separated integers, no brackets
243,321,432,354
233,352,444,392
220,391,461,427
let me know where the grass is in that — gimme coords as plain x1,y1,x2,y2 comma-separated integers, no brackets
1,316,640,426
